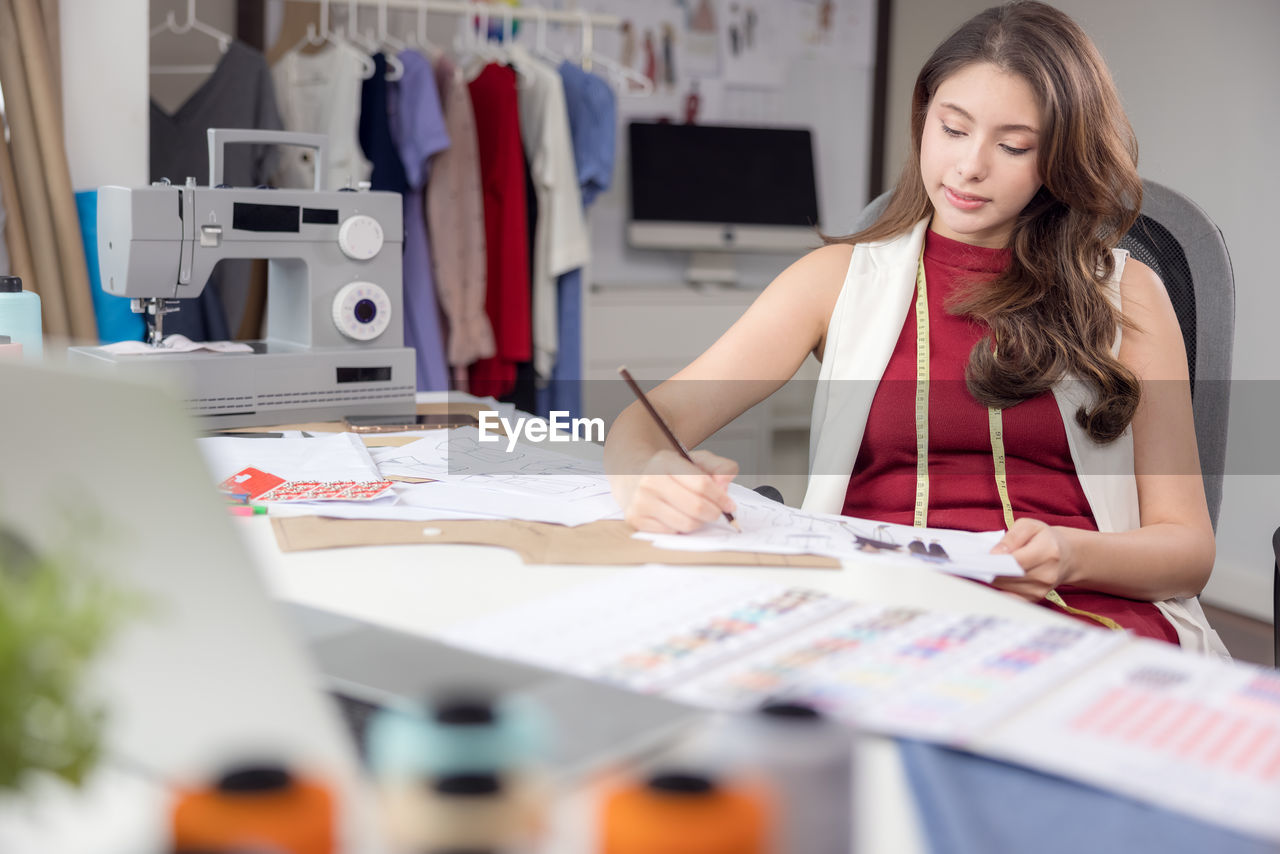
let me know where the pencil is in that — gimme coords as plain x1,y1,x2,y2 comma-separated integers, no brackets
618,366,740,532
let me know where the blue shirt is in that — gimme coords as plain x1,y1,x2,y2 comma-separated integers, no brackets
390,49,451,391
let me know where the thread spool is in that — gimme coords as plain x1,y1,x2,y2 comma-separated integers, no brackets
381,771,542,854
0,276,42,361
0,334,20,360
599,769,771,854
170,762,335,854
365,693,548,779
730,701,856,854
367,693,550,854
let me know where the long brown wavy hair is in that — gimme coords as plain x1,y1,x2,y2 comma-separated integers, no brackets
832,1,1143,442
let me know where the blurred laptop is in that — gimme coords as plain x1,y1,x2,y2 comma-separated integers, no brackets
0,360,379,850
281,602,702,781
0,361,697,806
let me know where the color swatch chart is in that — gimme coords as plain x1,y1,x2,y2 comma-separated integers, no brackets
438,567,853,693
440,568,1280,844
981,640,1280,843
670,606,1127,743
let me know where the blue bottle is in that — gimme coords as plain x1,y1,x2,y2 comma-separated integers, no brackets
0,276,42,361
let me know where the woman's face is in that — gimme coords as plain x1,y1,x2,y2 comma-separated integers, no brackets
919,62,1044,248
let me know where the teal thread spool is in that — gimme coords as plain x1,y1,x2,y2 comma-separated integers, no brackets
365,693,549,779
0,277,41,361
367,694,550,854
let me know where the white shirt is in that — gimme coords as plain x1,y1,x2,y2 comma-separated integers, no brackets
510,45,590,383
271,43,373,191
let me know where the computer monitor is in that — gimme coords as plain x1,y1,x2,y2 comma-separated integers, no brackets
627,122,821,286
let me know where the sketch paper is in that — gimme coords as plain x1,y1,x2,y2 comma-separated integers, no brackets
636,502,1023,581
373,428,614,495
393,481,623,527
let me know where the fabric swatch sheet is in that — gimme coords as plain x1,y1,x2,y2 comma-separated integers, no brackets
438,567,1280,844
973,639,1280,843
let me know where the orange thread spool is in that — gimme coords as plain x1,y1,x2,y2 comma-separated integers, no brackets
170,765,335,854
600,771,771,854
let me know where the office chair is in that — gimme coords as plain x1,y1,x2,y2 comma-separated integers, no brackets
851,179,1235,531
1272,526,1279,667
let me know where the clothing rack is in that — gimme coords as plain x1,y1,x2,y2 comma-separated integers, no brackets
284,0,620,31
281,0,630,78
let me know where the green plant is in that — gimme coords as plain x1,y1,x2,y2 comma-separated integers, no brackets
0,522,137,792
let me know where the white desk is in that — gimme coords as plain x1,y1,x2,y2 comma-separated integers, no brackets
239,517,1072,854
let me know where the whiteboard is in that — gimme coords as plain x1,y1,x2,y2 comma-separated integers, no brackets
554,0,879,289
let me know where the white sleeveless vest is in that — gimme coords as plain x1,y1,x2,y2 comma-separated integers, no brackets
802,219,1227,656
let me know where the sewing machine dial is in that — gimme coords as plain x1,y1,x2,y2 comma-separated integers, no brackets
337,214,384,260
332,281,392,341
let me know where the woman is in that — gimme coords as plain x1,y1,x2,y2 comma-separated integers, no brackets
604,1,1226,654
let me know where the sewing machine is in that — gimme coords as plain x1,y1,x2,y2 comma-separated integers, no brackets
68,129,416,428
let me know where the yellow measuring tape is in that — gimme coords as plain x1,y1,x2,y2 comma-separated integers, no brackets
912,248,1122,631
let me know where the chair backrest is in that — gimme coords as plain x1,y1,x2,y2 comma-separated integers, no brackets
850,179,1235,530
1271,526,1279,667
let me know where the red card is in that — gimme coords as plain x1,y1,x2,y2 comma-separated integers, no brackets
218,467,286,499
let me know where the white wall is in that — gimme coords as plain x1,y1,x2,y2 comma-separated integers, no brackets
60,0,148,187
887,0,1280,621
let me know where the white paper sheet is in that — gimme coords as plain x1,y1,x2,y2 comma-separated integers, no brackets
367,428,620,525
262,502,500,522
197,432,384,486
393,480,623,527
373,427,608,483
636,502,1022,581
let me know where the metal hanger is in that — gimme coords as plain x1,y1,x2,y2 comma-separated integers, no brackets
148,0,231,75
494,6,534,85
337,0,405,81
280,0,378,80
375,0,411,58
573,9,652,95
531,6,565,65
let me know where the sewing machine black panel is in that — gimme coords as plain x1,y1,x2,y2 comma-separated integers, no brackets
233,202,301,232
302,207,340,225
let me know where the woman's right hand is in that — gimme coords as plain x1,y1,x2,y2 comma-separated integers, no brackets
610,449,739,534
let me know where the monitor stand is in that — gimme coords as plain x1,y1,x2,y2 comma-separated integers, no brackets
685,251,738,288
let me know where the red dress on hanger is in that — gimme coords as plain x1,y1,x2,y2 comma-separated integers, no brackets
467,63,531,399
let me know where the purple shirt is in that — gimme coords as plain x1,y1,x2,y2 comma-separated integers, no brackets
392,49,451,390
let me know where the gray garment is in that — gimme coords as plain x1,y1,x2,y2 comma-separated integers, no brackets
149,40,283,340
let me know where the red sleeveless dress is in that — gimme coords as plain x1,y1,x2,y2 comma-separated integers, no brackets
841,229,1177,643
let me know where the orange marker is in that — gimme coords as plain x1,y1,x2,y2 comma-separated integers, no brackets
170,764,334,854
600,770,771,854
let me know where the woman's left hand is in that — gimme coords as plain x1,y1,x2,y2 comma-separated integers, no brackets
989,518,1075,602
